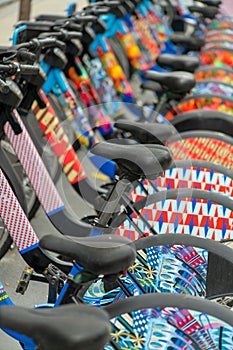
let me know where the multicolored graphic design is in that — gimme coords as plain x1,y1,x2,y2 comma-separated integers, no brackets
63,88,96,149
200,49,233,68
67,57,113,135
195,68,233,85
82,54,124,119
32,90,87,184
129,166,233,206
116,194,233,240
116,31,149,72
165,96,233,118
96,39,133,102
192,81,233,98
109,307,233,349
132,16,160,65
155,167,233,199
209,21,233,30
83,243,208,305
206,34,233,43
169,137,233,169
4,110,65,215
204,40,233,51
0,168,39,252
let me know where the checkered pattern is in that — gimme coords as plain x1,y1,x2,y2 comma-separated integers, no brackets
0,168,39,251
4,110,64,214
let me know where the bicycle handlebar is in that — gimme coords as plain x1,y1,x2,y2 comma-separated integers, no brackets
15,38,66,52
0,62,39,76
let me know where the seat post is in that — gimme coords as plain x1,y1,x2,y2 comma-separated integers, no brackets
97,177,134,227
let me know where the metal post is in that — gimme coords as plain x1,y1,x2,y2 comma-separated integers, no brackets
18,0,31,20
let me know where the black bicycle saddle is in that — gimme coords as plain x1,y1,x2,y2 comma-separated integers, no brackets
90,142,173,180
0,304,111,350
170,33,205,51
189,5,219,19
156,54,200,73
40,234,136,276
114,121,176,145
142,71,196,94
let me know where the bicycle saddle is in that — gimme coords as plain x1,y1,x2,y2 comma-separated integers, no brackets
142,71,196,94
0,304,110,350
156,54,200,73
114,121,176,145
194,0,221,6
188,5,219,19
141,81,163,94
170,33,205,51
40,234,136,275
90,142,173,180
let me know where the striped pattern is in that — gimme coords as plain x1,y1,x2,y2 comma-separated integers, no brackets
4,110,64,215
0,168,39,251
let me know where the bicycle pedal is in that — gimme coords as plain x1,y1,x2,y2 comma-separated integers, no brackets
16,266,34,295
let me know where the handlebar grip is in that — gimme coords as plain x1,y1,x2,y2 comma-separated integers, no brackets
0,78,9,94
92,7,110,15
34,38,66,51
65,31,82,40
104,1,121,8
17,50,36,63
18,64,40,75
74,15,98,23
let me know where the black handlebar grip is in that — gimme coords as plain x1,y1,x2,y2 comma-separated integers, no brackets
65,31,82,40
17,50,36,63
18,64,40,75
74,15,98,23
37,38,66,51
104,1,121,8
92,7,110,15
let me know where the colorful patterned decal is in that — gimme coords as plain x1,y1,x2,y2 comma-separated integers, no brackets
32,90,87,184
116,31,149,72
96,39,133,102
67,57,113,136
83,244,208,305
200,49,233,68
206,34,233,43
192,82,233,98
4,110,64,215
195,68,233,85
165,96,233,119
63,88,96,149
82,55,124,119
155,167,233,199
209,22,233,30
129,166,233,205
132,16,160,64
109,308,233,349
0,168,39,252
116,195,233,240
169,137,233,169
204,41,233,51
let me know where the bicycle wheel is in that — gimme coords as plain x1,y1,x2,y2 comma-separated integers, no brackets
104,293,233,349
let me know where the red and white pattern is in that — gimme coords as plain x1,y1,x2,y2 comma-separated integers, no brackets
4,110,64,215
0,168,39,251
